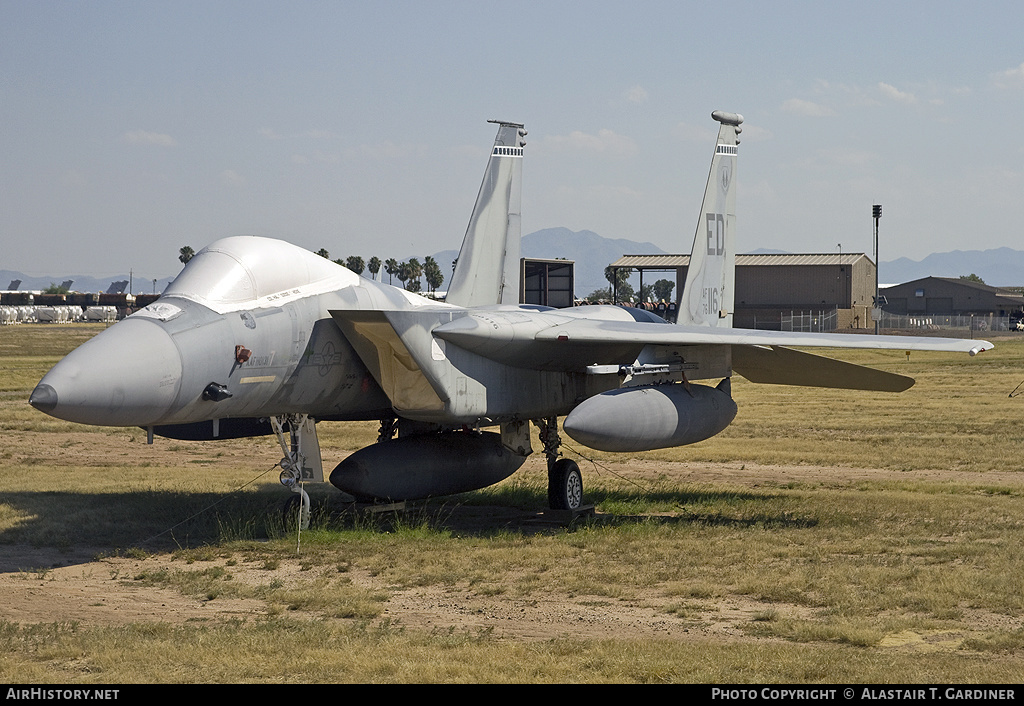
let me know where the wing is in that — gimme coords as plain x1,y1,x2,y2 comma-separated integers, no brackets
433,311,992,391
530,318,991,355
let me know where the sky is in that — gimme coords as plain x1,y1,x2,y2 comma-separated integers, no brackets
2,0,1023,282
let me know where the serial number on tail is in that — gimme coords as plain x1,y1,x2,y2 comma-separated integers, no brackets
701,287,722,316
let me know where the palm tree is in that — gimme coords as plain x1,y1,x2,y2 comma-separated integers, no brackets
178,246,195,265
384,258,399,285
405,258,423,292
345,256,365,276
604,265,634,303
368,256,382,281
424,256,443,295
315,248,330,259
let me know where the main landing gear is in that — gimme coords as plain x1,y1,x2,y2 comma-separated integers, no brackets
535,416,585,512
549,459,583,511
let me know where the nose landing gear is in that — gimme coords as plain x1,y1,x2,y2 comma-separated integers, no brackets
271,414,323,531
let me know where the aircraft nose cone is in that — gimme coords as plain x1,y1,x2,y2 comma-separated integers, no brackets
28,383,58,413
31,317,183,426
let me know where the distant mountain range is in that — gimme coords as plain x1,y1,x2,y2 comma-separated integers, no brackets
1,271,174,296
430,227,668,297
878,247,1024,287
5,232,1022,297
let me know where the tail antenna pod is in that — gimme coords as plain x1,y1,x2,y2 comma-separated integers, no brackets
711,111,744,126
712,111,743,143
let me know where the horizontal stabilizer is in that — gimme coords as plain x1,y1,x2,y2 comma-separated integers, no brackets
732,345,914,392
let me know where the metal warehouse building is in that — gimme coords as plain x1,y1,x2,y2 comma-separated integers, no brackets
607,253,877,330
881,277,1024,319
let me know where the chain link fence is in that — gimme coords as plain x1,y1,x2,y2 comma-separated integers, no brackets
778,309,1023,333
781,309,838,332
878,312,1022,332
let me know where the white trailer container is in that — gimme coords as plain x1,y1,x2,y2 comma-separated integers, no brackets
84,306,118,323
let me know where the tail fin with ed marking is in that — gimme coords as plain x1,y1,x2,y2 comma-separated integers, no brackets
677,111,742,327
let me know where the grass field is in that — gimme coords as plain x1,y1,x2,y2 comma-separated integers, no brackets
1,323,1023,683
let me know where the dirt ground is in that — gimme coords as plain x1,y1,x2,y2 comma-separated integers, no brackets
0,542,784,643
2,430,1022,647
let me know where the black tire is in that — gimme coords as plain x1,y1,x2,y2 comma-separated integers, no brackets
282,494,302,529
548,459,583,510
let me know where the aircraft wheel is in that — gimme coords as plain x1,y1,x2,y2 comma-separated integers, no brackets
282,494,299,526
548,459,583,511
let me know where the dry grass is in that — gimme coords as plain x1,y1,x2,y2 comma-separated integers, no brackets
2,618,1017,684
2,324,1023,682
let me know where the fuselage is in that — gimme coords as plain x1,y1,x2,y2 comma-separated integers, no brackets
30,237,402,429
29,236,630,432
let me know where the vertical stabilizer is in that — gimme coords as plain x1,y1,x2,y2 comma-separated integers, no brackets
677,111,742,327
445,120,526,307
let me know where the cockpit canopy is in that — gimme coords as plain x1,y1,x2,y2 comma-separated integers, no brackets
162,236,356,310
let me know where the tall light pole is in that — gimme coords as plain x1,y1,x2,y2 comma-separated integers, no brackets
873,204,882,334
